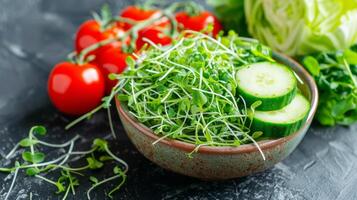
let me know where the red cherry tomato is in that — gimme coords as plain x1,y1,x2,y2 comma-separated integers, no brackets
75,20,124,63
119,6,168,30
48,62,105,115
175,11,222,36
136,28,172,50
97,47,132,94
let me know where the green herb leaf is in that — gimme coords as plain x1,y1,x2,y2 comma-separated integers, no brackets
303,56,320,76
302,46,357,126
343,49,357,65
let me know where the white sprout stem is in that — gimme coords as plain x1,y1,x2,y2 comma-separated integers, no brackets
202,114,246,133
183,30,238,58
107,107,117,139
65,105,103,130
158,67,175,81
70,149,96,155
5,143,20,159
37,135,80,148
20,154,67,169
29,128,35,156
4,167,19,200
68,171,76,195
191,88,235,108
62,184,71,200
152,131,177,145
50,140,75,171
86,174,122,200
245,134,266,161
142,37,162,50
35,175,57,185
161,88,175,103
105,147,128,173
147,38,184,61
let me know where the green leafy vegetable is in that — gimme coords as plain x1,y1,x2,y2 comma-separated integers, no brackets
244,0,357,56
302,47,357,126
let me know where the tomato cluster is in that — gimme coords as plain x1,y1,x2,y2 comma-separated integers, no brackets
48,5,222,115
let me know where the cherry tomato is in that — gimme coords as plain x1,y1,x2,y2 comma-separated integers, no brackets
48,62,105,115
136,27,172,50
75,20,124,63
175,11,222,36
97,47,132,94
119,6,168,30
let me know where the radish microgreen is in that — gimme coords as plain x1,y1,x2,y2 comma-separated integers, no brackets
112,30,272,155
0,126,128,200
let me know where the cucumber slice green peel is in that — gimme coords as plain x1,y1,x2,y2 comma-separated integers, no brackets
251,93,310,138
236,62,297,111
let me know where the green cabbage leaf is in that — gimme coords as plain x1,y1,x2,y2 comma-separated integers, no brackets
245,0,357,55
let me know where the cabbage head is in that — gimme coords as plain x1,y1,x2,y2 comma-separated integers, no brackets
245,0,357,55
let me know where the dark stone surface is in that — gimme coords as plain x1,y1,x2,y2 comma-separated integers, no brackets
0,0,356,199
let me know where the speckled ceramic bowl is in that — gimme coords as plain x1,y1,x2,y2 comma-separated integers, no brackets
116,51,318,180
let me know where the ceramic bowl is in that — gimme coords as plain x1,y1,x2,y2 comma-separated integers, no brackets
115,52,318,180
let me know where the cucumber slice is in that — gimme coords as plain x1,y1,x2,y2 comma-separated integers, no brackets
251,93,310,138
236,62,297,111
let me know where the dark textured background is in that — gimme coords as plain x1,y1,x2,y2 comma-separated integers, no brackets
0,0,357,199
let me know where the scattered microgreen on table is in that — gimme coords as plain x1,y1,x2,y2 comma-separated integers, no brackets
0,126,128,200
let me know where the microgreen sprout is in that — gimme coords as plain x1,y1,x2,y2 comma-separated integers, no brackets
113,30,272,157
0,126,128,199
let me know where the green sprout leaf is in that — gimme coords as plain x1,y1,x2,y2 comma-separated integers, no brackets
125,56,136,70
22,152,45,163
19,138,38,147
92,139,108,152
99,155,114,162
55,181,66,194
26,167,40,176
192,90,207,108
89,176,99,185
108,73,117,80
86,157,104,170
113,166,123,175
252,131,263,139
32,126,47,136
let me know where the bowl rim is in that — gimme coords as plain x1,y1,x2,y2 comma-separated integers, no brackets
116,52,318,155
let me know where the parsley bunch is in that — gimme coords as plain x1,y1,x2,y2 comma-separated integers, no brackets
302,46,357,126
